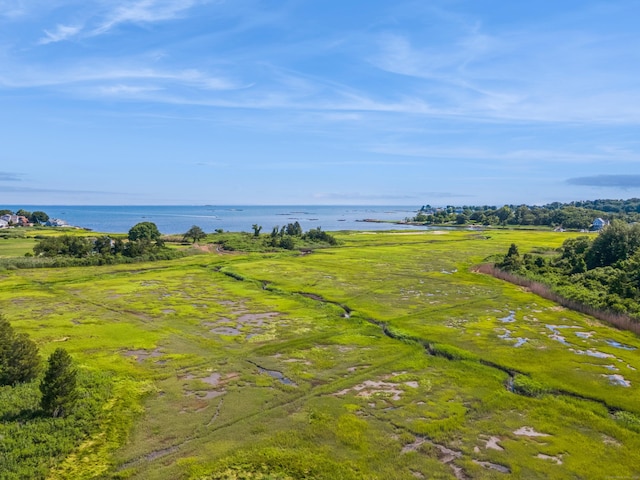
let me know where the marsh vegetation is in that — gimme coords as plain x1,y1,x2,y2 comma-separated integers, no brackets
0,227,639,478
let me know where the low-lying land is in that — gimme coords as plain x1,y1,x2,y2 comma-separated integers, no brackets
1,228,639,479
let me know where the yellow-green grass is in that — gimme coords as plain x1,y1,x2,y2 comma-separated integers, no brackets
0,236,37,257
0,229,639,479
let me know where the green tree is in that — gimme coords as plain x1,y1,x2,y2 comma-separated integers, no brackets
496,206,513,225
93,236,114,255
285,222,302,236
40,348,77,418
183,225,206,243
251,224,262,237
33,235,92,258
0,315,40,386
279,236,295,250
128,222,161,242
586,221,640,269
498,243,522,271
29,211,49,224
303,227,337,245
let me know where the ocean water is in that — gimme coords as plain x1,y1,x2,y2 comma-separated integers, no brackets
12,205,423,234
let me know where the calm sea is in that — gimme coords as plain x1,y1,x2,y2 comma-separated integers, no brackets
11,205,423,234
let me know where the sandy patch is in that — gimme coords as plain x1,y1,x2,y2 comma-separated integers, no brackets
335,380,405,401
602,435,622,447
284,358,312,366
514,426,550,437
481,435,504,451
537,453,563,465
401,437,426,454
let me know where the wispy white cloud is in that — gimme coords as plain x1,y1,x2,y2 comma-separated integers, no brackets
38,24,82,44
367,143,640,165
93,0,204,35
312,192,422,201
0,65,241,91
32,0,207,44
0,0,30,19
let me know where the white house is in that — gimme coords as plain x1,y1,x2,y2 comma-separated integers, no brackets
45,218,69,227
591,218,608,231
0,219,8,228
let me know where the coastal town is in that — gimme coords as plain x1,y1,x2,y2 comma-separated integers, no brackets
0,211,70,229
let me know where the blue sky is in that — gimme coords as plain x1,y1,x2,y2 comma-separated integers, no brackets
1,0,640,205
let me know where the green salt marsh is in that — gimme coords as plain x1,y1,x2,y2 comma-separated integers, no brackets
0,229,639,479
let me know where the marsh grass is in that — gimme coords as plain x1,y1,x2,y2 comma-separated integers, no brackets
0,229,639,478
476,263,640,334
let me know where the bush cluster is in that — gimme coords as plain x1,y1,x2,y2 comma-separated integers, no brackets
495,220,640,322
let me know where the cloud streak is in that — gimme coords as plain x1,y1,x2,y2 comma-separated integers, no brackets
0,172,23,182
566,175,640,188
93,0,203,35
0,65,241,91
38,24,82,44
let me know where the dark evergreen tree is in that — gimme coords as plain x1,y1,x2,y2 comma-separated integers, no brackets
0,315,40,386
40,348,77,418
498,243,522,271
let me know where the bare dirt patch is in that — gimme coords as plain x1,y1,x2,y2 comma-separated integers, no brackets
473,460,510,473
514,426,550,437
237,312,279,327
123,348,163,363
335,379,416,401
480,435,504,451
181,372,237,399
537,453,563,465
210,326,241,336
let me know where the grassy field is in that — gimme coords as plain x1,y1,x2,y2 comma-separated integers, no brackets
1,228,639,479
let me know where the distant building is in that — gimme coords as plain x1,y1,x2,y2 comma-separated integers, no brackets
45,218,69,227
0,214,29,226
591,218,608,231
0,219,8,228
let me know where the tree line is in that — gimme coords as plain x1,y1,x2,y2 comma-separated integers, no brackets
496,220,640,320
31,221,176,261
412,198,640,228
211,221,338,252
0,314,77,417
0,208,50,225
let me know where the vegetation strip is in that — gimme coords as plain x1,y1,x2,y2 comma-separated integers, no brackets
218,267,639,425
475,263,640,334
